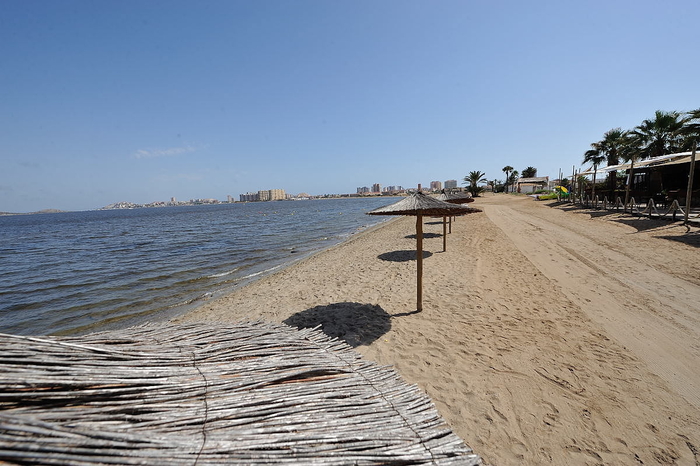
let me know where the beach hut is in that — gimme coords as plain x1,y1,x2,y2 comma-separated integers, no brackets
0,322,481,465
367,192,480,311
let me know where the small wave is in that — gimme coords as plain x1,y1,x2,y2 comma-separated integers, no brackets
183,292,214,305
236,264,283,281
207,268,239,278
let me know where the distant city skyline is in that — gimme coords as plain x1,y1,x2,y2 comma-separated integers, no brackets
4,1,699,212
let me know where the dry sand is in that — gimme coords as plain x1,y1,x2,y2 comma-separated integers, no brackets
176,194,700,465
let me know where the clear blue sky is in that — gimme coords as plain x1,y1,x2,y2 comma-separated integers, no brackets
2,0,699,212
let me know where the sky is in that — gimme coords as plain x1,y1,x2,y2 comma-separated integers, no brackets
2,0,699,212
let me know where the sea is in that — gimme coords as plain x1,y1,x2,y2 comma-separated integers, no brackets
0,197,395,336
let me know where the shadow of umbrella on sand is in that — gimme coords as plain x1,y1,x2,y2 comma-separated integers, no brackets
283,302,391,347
367,192,480,312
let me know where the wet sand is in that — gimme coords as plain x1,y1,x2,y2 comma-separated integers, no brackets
176,194,700,465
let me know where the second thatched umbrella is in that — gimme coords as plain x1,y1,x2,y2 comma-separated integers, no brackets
435,190,477,241
368,192,481,312
436,189,475,205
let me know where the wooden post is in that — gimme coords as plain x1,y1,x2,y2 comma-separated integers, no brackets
416,215,423,312
442,216,447,252
625,157,635,212
685,144,697,225
592,166,598,208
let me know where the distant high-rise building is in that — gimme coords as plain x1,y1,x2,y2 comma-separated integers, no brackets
227,195,233,203
268,189,286,200
248,189,286,201
372,183,381,193
357,187,370,194
445,180,458,189
430,181,442,191
240,192,259,202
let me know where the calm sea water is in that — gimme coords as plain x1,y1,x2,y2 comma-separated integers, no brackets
0,198,394,336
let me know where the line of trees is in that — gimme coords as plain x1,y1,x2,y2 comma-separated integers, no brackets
498,166,538,193
461,110,699,200
463,165,539,196
582,109,700,200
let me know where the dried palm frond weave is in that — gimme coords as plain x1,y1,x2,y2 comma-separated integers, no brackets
0,321,481,465
368,192,479,217
435,191,476,205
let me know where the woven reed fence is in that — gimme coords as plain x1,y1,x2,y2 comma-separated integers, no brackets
0,322,481,465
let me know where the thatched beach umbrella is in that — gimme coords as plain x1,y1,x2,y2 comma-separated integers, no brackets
435,190,476,237
0,322,482,464
436,190,475,205
368,192,480,311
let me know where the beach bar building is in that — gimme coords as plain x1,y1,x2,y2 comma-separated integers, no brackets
515,176,550,194
581,151,700,207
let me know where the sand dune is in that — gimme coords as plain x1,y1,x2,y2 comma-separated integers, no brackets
177,194,700,465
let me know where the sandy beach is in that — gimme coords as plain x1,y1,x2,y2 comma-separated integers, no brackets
176,194,700,465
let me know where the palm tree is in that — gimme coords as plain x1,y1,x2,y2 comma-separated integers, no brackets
508,170,519,192
521,166,537,178
595,128,628,199
681,108,700,150
488,180,497,194
463,171,488,197
619,131,647,208
502,166,513,193
632,110,685,159
583,147,606,205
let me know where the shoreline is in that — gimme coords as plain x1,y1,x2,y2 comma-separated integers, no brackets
61,213,398,338
176,194,700,465
184,215,400,311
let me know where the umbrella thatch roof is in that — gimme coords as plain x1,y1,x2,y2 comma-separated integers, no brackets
368,192,479,216
0,322,481,465
435,191,475,205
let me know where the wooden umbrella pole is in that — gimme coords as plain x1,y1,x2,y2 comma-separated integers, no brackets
416,214,423,311
442,216,447,252
685,143,696,225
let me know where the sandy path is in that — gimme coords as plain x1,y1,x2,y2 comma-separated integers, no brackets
481,196,700,410
177,194,700,465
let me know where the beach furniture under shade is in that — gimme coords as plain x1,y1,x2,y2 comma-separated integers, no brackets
0,322,482,465
368,192,480,311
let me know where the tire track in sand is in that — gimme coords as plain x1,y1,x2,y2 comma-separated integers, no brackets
483,202,700,410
